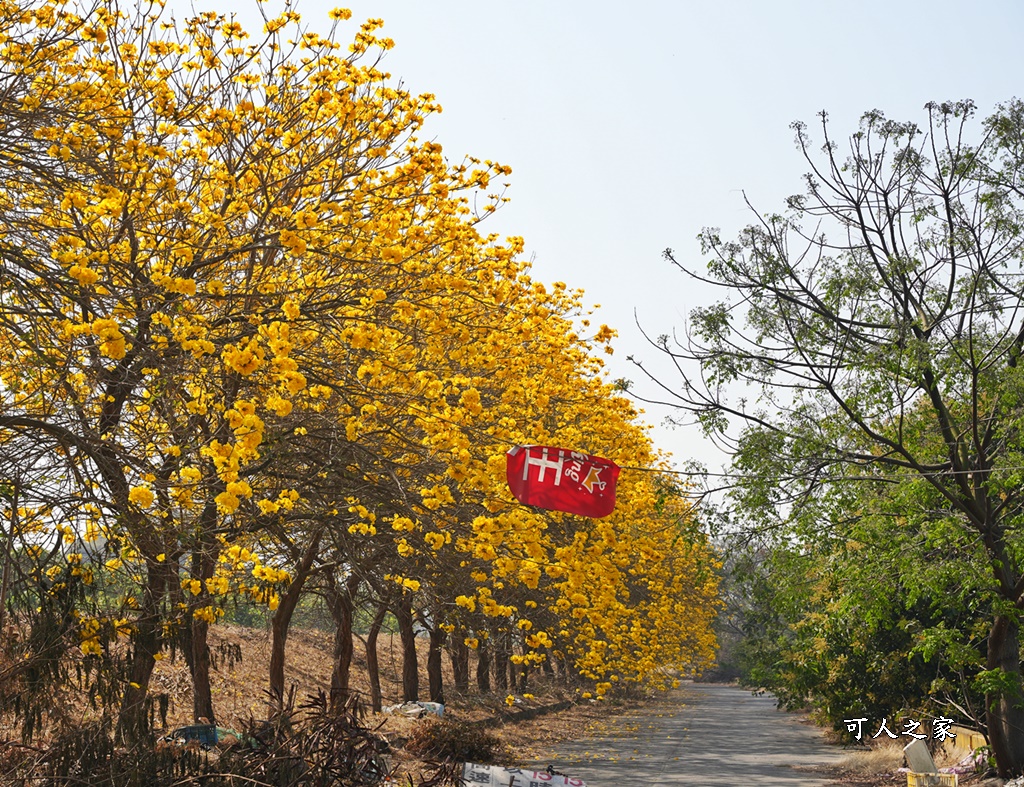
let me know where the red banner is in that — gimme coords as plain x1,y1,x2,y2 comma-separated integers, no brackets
505,445,619,518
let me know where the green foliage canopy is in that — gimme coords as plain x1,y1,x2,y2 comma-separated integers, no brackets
644,98,1024,777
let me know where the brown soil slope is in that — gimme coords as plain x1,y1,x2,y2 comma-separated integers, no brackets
150,623,601,765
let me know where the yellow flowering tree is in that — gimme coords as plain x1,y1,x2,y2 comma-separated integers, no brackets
322,266,721,698
0,0,512,738
0,0,722,749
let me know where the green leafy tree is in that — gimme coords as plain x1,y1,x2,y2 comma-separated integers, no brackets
644,99,1024,777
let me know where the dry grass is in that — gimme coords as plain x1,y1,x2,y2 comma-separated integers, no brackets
833,738,906,777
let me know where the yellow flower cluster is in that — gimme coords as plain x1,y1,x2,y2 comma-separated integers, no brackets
0,0,721,719
128,485,155,508
91,318,126,360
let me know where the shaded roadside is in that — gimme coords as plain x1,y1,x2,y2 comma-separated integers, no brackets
529,683,845,786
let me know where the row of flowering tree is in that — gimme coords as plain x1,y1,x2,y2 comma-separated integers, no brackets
0,0,720,748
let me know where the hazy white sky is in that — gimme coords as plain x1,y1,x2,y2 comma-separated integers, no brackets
181,0,1024,472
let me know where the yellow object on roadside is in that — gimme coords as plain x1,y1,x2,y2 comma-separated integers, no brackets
906,772,957,787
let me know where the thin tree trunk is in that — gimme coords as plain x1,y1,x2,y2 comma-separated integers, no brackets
190,614,214,723
560,656,576,685
517,633,529,694
476,636,491,693
365,602,387,712
187,513,218,724
328,573,361,712
508,651,518,692
449,631,469,693
503,630,517,690
0,485,17,632
396,594,419,702
427,625,445,704
268,532,321,712
492,626,508,692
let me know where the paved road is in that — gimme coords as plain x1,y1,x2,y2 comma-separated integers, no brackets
531,683,845,786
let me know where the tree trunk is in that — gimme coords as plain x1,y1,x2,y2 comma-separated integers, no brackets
449,631,469,693
116,557,174,744
365,602,387,712
502,630,517,690
187,519,217,724
986,613,1024,777
493,627,508,692
396,594,418,702
517,633,529,694
560,656,578,685
328,574,361,712
0,485,17,632
268,532,321,712
476,637,491,693
190,614,214,723
427,625,445,704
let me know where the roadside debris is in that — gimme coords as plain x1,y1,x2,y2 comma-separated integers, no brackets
161,724,219,749
160,724,249,750
902,739,958,786
460,762,587,787
381,701,445,718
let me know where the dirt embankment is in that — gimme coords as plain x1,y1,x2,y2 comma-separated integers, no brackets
146,623,621,768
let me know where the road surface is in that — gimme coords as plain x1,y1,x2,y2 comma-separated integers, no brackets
531,683,845,786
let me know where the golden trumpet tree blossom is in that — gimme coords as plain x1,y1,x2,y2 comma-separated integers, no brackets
0,0,720,742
